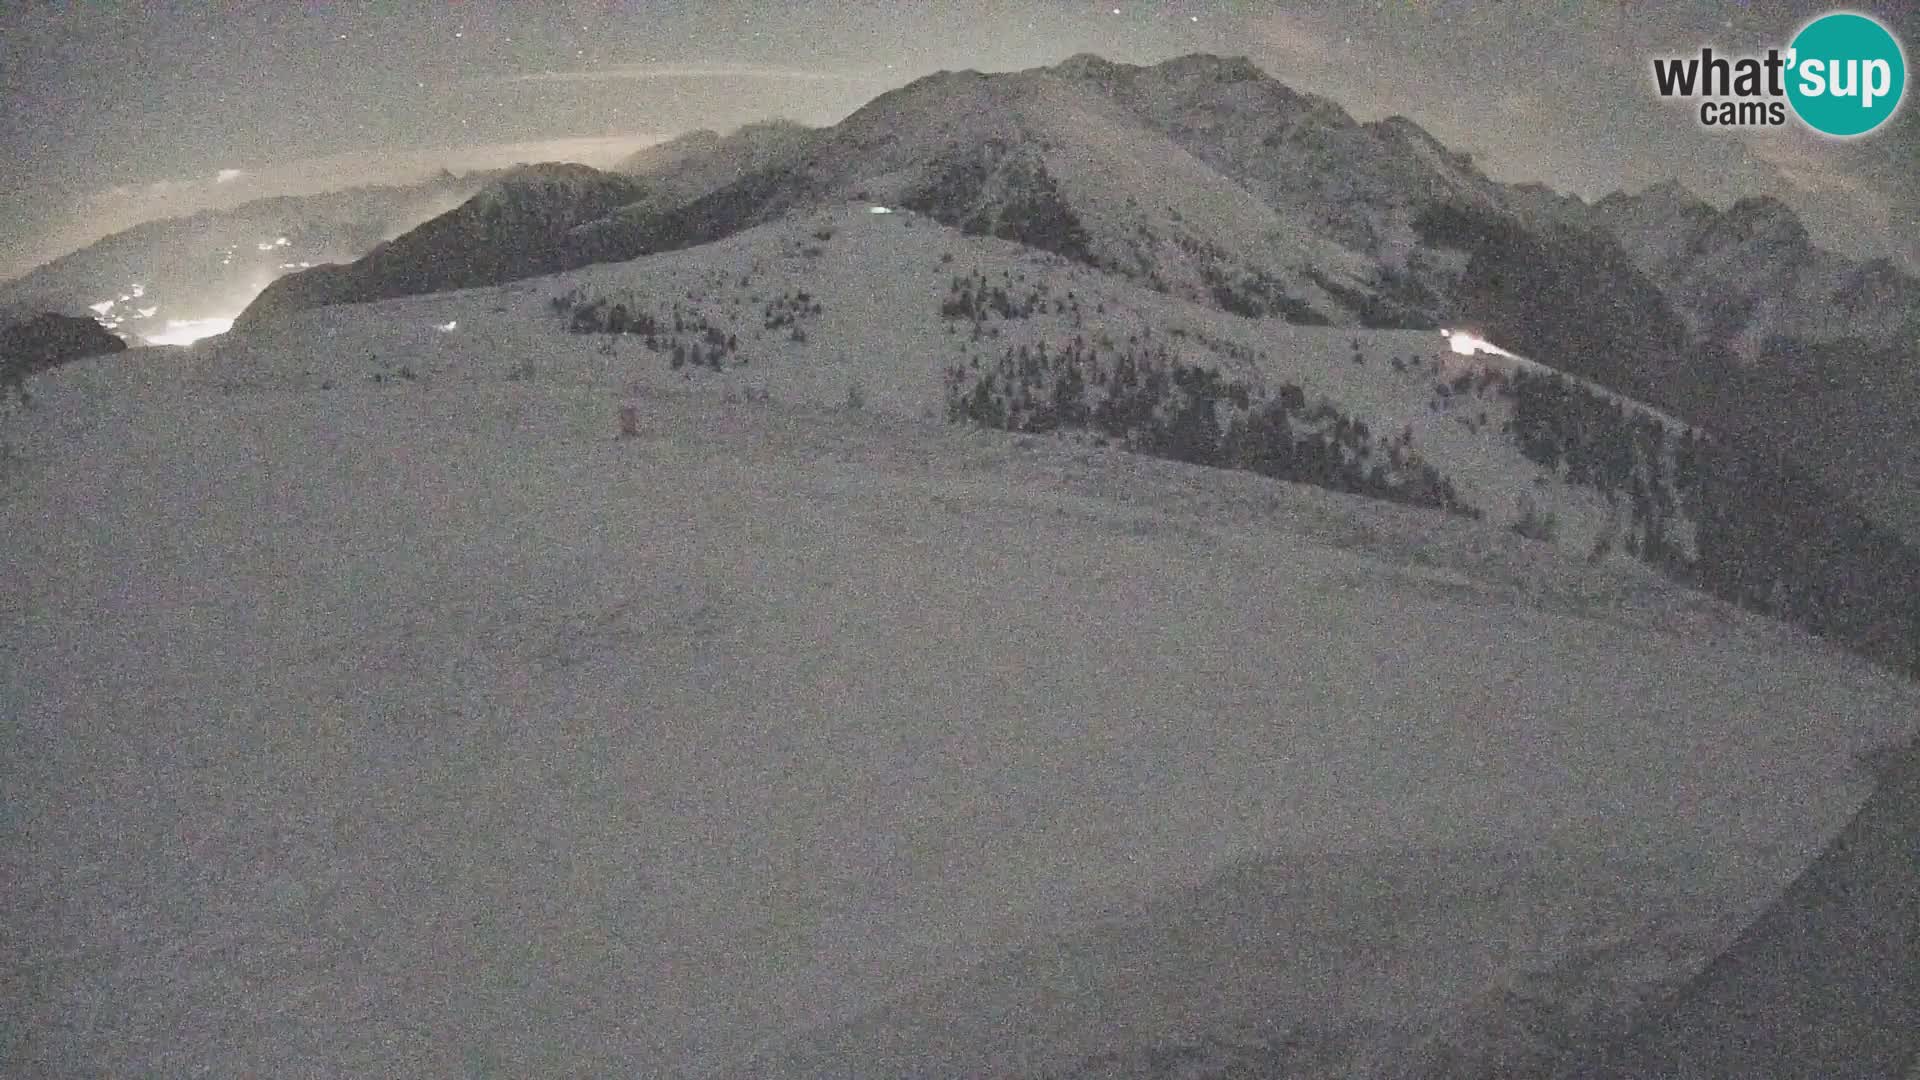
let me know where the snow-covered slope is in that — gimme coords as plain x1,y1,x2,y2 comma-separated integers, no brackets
1582,735,1920,1078
6,204,1917,1077
207,202,1920,680
212,203,1659,561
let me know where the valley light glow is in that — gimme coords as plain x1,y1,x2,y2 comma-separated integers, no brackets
142,316,235,346
1441,328,1517,358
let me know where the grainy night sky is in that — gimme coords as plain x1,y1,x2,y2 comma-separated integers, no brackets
2,1,1914,279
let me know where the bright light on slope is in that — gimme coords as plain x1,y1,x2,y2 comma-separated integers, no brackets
89,300,114,315
1441,328,1517,359
142,317,234,346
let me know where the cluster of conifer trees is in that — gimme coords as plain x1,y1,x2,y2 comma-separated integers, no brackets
1502,365,1920,676
945,337,1478,518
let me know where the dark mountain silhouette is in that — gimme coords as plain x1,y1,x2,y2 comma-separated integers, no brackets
1509,178,1920,542
1512,179,1920,358
584,54,1710,353
569,121,823,263
614,120,817,195
234,55,1698,347
1,312,127,385
235,164,645,330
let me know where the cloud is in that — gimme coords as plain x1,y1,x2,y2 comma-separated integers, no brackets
468,63,893,88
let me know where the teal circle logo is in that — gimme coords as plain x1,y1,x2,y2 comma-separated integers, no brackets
1786,12,1906,137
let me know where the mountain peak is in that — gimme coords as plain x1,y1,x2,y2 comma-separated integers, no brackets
1724,193,1799,223
1049,51,1267,86
1592,179,1715,225
1370,115,1448,151
491,161,609,187
1055,52,1119,76
1151,52,1268,82
1722,194,1809,246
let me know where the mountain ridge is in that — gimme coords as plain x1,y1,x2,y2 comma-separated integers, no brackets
235,164,646,330
220,52,1920,546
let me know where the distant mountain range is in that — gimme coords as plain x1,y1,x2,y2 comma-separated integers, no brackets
234,52,1920,369
235,165,646,328
0,171,495,341
1510,179,1918,359
1506,179,1920,547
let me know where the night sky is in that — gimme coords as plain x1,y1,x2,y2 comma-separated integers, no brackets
3,1,1915,280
